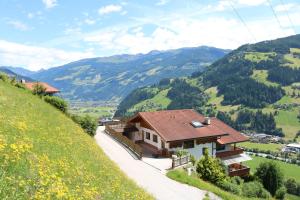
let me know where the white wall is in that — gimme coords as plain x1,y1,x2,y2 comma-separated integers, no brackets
169,140,216,160
139,127,162,149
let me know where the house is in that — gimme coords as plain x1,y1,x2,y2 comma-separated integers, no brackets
127,109,251,176
23,81,60,95
282,143,300,153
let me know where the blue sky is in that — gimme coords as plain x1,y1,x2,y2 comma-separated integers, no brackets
0,0,299,70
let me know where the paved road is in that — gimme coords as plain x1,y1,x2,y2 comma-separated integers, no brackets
95,126,220,200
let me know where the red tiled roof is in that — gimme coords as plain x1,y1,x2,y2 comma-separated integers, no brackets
129,109,248,144
24,82,60,93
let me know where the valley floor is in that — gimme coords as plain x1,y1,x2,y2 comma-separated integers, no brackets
95,126,220,200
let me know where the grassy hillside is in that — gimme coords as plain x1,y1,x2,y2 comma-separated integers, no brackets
245,156,300,181
116,35,300,140
0,81,152,199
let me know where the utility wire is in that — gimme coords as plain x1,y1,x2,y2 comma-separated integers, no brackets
229,1,257,43
267,0,286,35
279,0,296,34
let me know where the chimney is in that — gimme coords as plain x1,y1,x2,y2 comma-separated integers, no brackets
204,117,211,125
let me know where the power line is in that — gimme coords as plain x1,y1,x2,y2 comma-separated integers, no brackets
229,1,257,43
267,0,286,34
279,0,296,34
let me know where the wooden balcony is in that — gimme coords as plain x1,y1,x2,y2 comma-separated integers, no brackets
216,147,244,158
228,163,250,177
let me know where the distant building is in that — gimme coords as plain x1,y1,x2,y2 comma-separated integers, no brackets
23,81,60,95
282,143,300,153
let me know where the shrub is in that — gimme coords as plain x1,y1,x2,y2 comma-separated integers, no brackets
71,115,97,136
189,155,196,166
217,180,241,195
254,161,284,196
230,176,244,185
176,150,188,157
0,73,9,82
275,187,286,200
32,83,46,96
196,148,226,183
44,96,68,113
285,178,298,195
242,181,271,199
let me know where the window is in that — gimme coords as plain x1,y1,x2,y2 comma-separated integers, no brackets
183,140,194,149
153,135,158,143
146,132,150,140
216,143,225,151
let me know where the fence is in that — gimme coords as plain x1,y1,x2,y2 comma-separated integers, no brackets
172,155,190,168
105,125,143,159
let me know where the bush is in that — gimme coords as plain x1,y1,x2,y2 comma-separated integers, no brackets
176,149,188,157
230,176,244,185
217,180,241,195
196,148,226,183
242,181,271,199
285,178,298,195
32,83,46,96
44,96,68,113
71,115,97,136
275,187,286,200
0,73,9,82
189,155,196,166
254,161,284,196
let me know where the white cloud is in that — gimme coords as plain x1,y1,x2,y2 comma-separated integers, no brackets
0,40,94,71
84,19,96,25
274,3,296,12
156,0,170,6
236,0,267,6
98,4,122,15
42,0,57,9
6,20,29,31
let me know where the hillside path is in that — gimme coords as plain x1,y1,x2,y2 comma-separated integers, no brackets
95,126,220,200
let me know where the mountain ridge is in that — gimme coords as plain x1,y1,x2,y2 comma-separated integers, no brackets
31,46,230,102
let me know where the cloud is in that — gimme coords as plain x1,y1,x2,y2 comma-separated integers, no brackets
274,3,296,12
156,0,170,6
98,4,122,15
84,19,96,25
236,0,267,6
0,40,94,71
42,0,57,9
6,20,29,31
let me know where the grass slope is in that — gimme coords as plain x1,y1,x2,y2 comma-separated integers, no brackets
238,142,284,152
0,82,152,199
245,156,300,181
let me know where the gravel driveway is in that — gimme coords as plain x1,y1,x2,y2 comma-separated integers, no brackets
95,126,220,200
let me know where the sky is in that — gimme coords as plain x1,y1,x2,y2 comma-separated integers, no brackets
0,0,299,71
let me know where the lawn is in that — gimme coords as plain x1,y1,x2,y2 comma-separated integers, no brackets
167,170,256,200
128,88,171,113
244,52,276,63
283,53,300,69
245,156,300,181
70,106,116,119
250,70,279,87
0,81,152,199
238,142,283,152
275,109,300,140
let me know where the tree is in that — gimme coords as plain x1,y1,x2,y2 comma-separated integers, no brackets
32,83,46,96
254,161,284,196
196,148,226,183
275,187,286,200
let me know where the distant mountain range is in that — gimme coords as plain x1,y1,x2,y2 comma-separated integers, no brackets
115,34,300,141
29,46,230,102
0,67,34,82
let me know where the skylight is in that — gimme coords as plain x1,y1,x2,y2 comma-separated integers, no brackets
191,121,203,128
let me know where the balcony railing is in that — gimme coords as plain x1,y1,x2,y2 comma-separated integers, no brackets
216,147,244,158
228,163,250,177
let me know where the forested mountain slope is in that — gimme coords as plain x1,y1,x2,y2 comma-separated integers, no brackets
0,80,152,199
116,34,300,141
31,46,229,102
